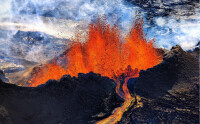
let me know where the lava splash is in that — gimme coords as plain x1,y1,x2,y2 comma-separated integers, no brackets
28,15,162,123
29,15,161,86
66,17,161,79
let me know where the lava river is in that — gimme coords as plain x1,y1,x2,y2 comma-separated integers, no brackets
28,15,162,123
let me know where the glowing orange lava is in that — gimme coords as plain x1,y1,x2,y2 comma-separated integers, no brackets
96,76,138,124
28,15,162,123
29,16,161,86
28,62,67,87
66,17,161,79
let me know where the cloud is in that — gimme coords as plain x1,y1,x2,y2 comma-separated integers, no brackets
155,17,166,27
146,8,200,50
0,0,199,65
0,0,12,20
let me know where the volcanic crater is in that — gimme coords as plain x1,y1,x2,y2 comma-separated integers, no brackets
0,14,199,124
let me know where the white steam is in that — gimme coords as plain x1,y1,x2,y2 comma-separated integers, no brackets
0,0,199,66
148,8,200,50
0,0,137,64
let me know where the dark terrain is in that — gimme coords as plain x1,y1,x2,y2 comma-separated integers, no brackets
0,72,118,124
0,45,199,124
120,45,199,123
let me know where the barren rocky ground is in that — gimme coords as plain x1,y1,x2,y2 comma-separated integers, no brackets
0,45,199,124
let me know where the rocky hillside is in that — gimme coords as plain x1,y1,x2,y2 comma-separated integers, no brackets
120,45,199,123
0,72,118,124
0,45,199,124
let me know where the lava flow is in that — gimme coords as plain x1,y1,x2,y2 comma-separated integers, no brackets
28,15,162,123
29,16,161,86
96,76,139,124
29,62,67,87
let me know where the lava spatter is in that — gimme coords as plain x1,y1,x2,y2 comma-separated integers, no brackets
29,15,162,123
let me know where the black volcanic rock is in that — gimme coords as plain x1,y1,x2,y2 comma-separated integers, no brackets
187,41,199,61
134,45,199,98
0,106,12,124
0,72,118,124
0,45,199,124
0,70,9,83
0,70,4,77
120,45,199,123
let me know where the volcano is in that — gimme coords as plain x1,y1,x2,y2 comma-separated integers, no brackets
0,44,199,124
28,16,162,87
0,8,199,124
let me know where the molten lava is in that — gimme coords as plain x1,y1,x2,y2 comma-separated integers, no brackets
28,15,162,123
28,62,67,87
29,16,161,86
66,17,161,79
